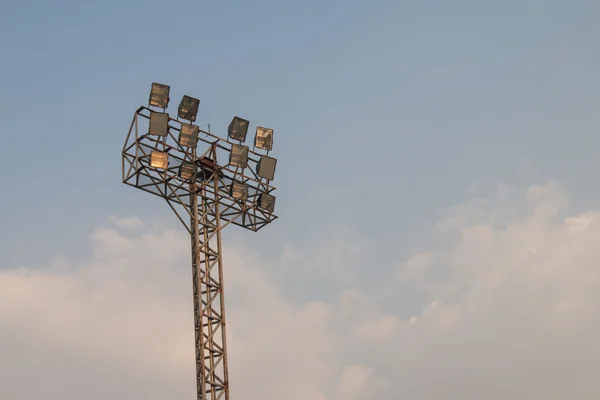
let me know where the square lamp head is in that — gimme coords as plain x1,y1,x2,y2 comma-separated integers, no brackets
229,144,249,168
179,162,197,182
231,181,248,202
258,193,276,212
178,95,200,122
149,83,170,108
228,116,249,142
257,155,277,181
179,123,199,147
150,150,168,169
149,112,169,136
254,126,274,151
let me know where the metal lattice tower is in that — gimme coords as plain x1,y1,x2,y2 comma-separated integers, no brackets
122,83,278,400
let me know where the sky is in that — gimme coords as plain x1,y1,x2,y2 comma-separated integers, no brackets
1,1,600,399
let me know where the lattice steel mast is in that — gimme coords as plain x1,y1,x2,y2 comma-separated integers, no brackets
122,83,278,400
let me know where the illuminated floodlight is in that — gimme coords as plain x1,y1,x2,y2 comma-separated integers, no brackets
179,123,199,147
231,181,248,202
149,112,169,136
254,126,273,151
228,116,249,142
229,144,249,168
150,150,168,169
257,193,275,212
179,162,197,182
257,155,277,181
178,95,200,122
149,83,170,108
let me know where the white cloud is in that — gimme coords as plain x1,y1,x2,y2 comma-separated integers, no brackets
335,363,388,399
109,215,144,230
2,180,600,399
393,251,436,282
354,313,402,342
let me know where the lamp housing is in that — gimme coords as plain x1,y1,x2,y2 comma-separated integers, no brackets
149,112,169,136
254,127,273,151
179,124,199,147
228,117,249,142
178,95,200,122
258,193,276,212
257,155,277,181
179,162,197,182
150,150,168,169
149,83,170,108
231,182,248,202
229,144,249,168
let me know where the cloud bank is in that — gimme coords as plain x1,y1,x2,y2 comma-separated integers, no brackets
2,181,600,400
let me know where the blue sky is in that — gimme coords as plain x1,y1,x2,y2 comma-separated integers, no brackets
1,0,600,267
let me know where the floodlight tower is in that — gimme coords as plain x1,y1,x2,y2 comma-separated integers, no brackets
121,83,278,400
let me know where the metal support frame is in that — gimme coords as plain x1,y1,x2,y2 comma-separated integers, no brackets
122,104,278,400
190,158,230,400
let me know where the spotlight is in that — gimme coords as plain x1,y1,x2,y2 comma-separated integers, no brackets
179,162,197,182
150,150,168,169
254,126,273,151
179,123,199,147
231,181,248,202
178,95,200,122
229,144,249,168
257,193,275,212
148,112,169,136
228,116,249,142
149,83,170,108
257,155,277,181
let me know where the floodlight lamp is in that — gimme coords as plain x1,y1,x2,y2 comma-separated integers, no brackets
178,95,200,122
254,126,273,151
258,193,276,212
149,112,169,136
228,116,249,142
179,162,197,182
231,182,248,202
150,150,168,169
229,144,249,168
257,155,277,181
149,83,170,108
179,123,199,147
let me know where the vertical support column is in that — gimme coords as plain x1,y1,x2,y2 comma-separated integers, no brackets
190,163,230,400
190,188,207,400
212,163,231,400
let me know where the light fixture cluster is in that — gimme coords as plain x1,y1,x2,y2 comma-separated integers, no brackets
149,82,200,122
145,82,277,213
226,116,277,182
225,116,276,211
